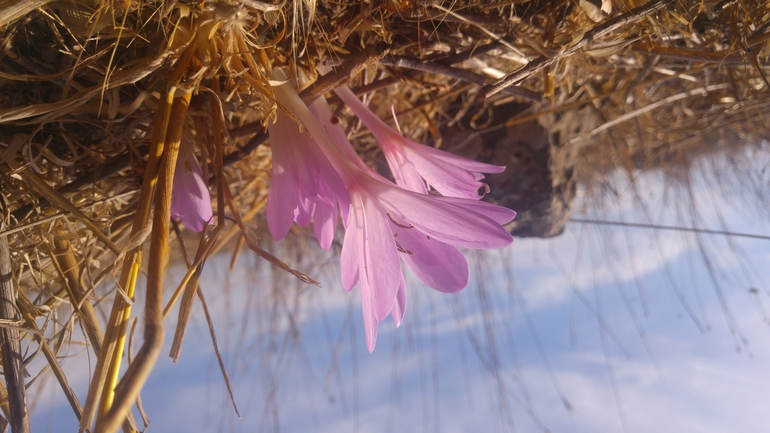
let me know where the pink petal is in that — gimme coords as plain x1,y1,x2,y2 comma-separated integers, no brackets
267,110,319,197
339,200,351,229
332,86,392,152
425,147,506,174
328,88,428,193
295,195,315,227
360,274,379,353
266,116,303,240
436,196,517,225
308,97,365,168
394,226,469,293
398,145,498,199
399,163,428,194
372,182,513,249
360,193,402,322
352,194,380,353
171,153,213,232
334,85,504,199
313,199,336,250
270,109,319,197
304,97,356,229
392,275,407,327
317,171,351,228
340,207,360,291
381,147,428,194
266,164,299,240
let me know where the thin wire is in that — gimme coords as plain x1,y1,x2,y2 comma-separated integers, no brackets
570,218,770,241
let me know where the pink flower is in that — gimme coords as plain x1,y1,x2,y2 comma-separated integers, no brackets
265,101,349,249
171,140,213,232
333,85,505,199
338,173,515,350
272,81,515,351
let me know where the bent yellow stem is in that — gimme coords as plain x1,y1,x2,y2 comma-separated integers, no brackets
82,37,199,432
96,90,192,433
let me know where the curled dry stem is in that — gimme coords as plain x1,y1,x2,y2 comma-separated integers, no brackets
82,38,199,432
95,90,192,433
78,89,172,433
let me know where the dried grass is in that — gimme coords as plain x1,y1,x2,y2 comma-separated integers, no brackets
0,0,768,430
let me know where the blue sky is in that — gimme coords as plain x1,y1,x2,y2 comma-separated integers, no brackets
31,144,770,433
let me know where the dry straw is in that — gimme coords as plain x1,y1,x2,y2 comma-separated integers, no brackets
0,0,768,430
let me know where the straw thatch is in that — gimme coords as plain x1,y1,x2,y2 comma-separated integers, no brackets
0,0,768,430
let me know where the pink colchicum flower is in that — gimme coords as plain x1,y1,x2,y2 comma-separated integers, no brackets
270,78,516,352
266,103,349,249
171,140,213,232
333,85,505,199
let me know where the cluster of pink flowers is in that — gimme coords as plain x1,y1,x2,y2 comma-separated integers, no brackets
172,72,515,352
